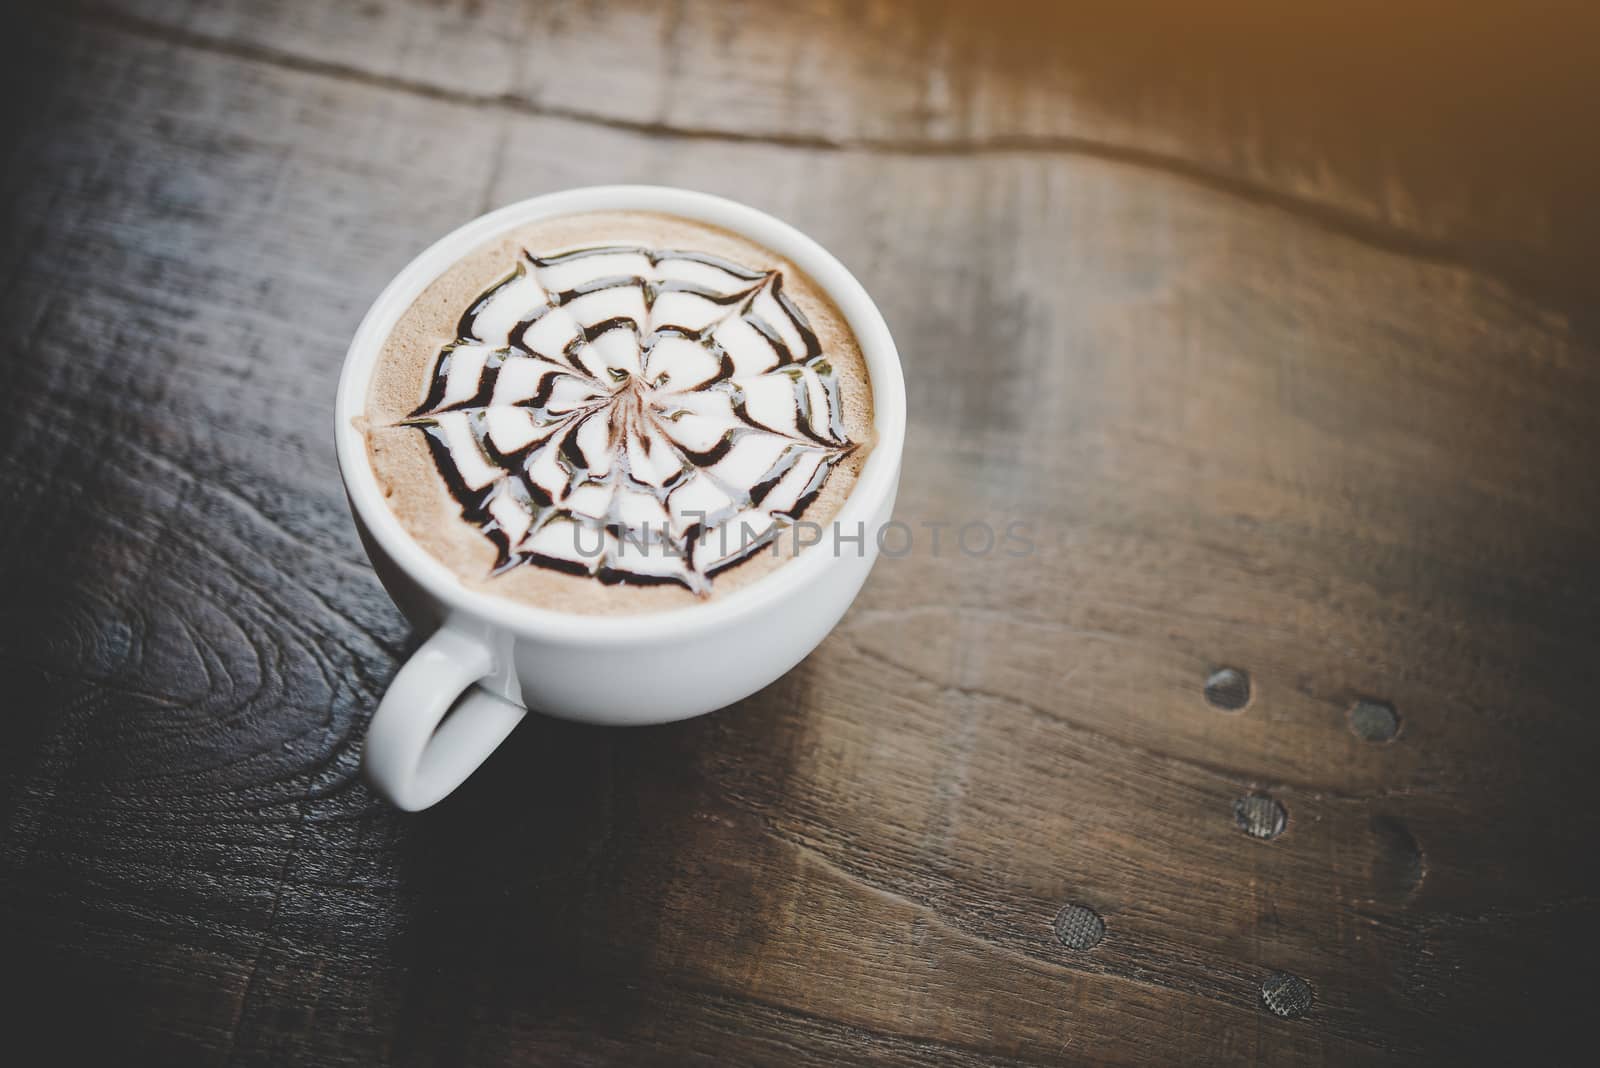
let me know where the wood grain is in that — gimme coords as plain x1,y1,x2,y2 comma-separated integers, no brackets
3,2,1598,1065
87,0,1600,316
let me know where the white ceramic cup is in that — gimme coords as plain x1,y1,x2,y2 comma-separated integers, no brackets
334,186,906,811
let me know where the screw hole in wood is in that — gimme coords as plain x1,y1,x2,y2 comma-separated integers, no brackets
1053,903,1105,950
1348,698,1400,742
1260,972,1314,1018
1233,794,1287,840
1204,667,1251,711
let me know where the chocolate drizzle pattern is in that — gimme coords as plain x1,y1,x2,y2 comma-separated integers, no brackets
399,244,857,595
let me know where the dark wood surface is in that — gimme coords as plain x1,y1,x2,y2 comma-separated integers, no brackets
4,2,1599,1064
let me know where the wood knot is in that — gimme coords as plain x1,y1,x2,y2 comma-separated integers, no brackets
1370,815,1424,900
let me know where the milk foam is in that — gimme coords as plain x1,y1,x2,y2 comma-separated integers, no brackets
400,244,858,594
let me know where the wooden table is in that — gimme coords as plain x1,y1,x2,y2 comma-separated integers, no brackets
4,2,1597,1064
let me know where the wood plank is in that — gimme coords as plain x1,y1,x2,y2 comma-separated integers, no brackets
89,0,1600,312
1,8,1596,1065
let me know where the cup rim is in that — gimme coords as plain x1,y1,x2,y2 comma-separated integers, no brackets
334,185,906,645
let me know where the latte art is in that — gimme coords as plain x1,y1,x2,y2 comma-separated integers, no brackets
400,244,858,594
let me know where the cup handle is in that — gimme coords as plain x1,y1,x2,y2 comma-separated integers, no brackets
362,626,527,811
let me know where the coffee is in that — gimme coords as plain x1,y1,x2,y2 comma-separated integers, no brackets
363,211,875,615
